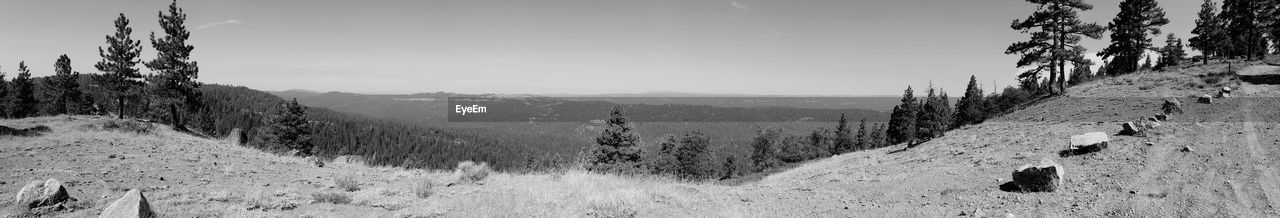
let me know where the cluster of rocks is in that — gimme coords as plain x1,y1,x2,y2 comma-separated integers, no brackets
1199,87,1233,104
13,178,156,217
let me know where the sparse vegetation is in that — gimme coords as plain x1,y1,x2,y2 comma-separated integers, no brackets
310,192,351,204
455,161,492,184
413,178,435,198
335,175,360,192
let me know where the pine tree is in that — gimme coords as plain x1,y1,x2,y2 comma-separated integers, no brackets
936,89,953,131
8,62,37,118
1099,0,1169,75
41,55,82,115
259,98,313,155
1096,60,1110,76
672,130,712,180
146,0,202,130
854,118,868,151
1220,0,1266,60
1068,59,1095,86
95,13,145,119
1156,34,1187,71
1189,0,1225,64
590,106,643,172
832,114,853,153
887,86,917,145
954,75,985,128
1007,0,1106,94
872,124,888,148
0,66,8,118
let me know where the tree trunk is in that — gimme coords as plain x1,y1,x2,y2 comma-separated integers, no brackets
116,96,125,119
169,103,185,131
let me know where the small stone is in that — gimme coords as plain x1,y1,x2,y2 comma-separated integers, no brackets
1181,146,1194,152
1198,94,1213,104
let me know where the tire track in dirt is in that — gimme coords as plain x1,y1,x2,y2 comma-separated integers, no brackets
1241,84,1280,214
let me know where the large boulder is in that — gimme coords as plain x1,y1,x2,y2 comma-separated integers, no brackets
99,189,156,218
1069,132,1109,152
1162,98,1183,114
1012,158,1064,192
14,179,72,208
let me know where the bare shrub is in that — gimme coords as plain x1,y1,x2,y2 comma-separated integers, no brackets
412,179,435,198
454,161,491,184
335,175,360,192
82,119,154,134
310,192,351,204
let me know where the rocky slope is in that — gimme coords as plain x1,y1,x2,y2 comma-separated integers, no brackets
2,61,1279,217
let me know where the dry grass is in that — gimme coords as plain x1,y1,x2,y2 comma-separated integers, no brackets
335,175,361,192
454,161,491,184
412,178,435,198
311,192,352,204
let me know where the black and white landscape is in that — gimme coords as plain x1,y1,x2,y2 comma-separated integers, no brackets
3,0,1280,217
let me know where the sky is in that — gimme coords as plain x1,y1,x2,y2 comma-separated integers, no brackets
0,0,1207,96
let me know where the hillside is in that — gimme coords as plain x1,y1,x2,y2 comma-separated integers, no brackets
3,61,1280,217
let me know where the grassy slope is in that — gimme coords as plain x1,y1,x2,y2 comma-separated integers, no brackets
3,61,1279,217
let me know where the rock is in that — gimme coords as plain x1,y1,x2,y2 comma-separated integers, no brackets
1181,146,1194,152
1120,122,1140,136
14,179,71,208
15,181,43,207
1198,94,1213,104
1069,132,1109,152
1154,114,1169,121
1162,98,1183,114
1147,117,1159,122
1012,158,1064,192
99,189,156,218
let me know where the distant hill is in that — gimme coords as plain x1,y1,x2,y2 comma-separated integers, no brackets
269,91,897,124
198,85,584,170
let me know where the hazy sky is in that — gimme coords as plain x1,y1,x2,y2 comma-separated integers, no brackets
0,0,1205,96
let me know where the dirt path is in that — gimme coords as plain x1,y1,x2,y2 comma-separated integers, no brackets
1241,84,1280,215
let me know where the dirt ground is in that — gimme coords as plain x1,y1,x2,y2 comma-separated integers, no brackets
2,61,1279,217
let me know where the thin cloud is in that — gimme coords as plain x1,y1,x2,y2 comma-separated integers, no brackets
731,1,750,11
196,19,242,30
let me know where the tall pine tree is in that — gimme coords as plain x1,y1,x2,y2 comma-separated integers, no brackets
1220,0,1266,60
887,86,917,145
147,0,202,130
1155,34,1187,71
1098,0,1169,75
854,118,868,151
590,106,643,172
9,62,37,118
1189,0,1225,64
954,75,986,128
1007,0,1106,94
832,114,853,153
0,66,8,118
95,13,144,119
41,55,81,115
